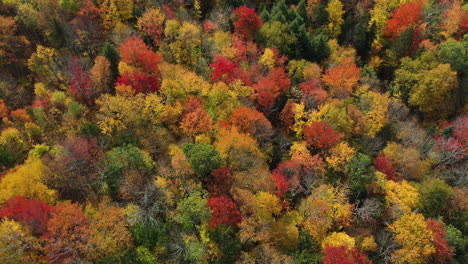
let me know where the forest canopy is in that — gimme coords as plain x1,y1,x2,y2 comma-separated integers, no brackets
0,0,467,263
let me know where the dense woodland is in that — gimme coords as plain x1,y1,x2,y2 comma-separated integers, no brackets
0,0,467,263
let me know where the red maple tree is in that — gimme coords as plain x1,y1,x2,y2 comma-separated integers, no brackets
384,1,423,40
0,196,51,235
304,120,343,149
373,154,397,180
323,245,373,264
118,35,161,75
231,6,263,41
426,219,454,263
207,194,242,229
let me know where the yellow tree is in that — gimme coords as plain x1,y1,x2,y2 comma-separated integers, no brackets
326,0,344,39
322,232,355,249
407,63,458,118
85,201,132,260
215,127,266,171
441,0,463,39
0,158,57,203
0,219,43,264
100,0,134,30
389,212,436,264
326,142,356,172
253,192,282,223
137,8,165,46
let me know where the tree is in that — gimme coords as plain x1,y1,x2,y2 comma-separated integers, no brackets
253,67,291,111
180,98,214,137
326,0,344,39
373,154,397,181
86,201,132,260
382,179,419,214
384,1,423,40
100,0,134,29
45,202,91,264
0,219,42,264
210,55,236,84
208,225,241,264
0,158,57,204
174,187,211,231
116,70,159,93
393,53,458,118
323,245,372,264
345,153,375,198
322,58,360,98
326,142,356,172
299,79,328,107
259,21,297,56
215,127,265,171
64,57,92,104
418,178,453,217
207,194,242,229
304,120,343,149
231,6,263,41
426,219,454,263
253,192,282,223
440,0,464,39
229,106,273,148
438,38,468,75
183,143,222,176
103,145,154,195
407,63,457,117
137,8,165,46
89,56,112,96
389,212,436,264
0,196,51,235
118,36,161,75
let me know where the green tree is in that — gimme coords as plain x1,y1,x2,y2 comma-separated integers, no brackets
418,178,453,217
174,186,211,231
183,143,222,176
209,225,241,264
345,153,375,199
103,145,155,195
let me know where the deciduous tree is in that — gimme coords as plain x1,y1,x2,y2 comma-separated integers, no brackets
231,6,263,41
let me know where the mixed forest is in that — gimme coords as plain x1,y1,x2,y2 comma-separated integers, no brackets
0,0,467,263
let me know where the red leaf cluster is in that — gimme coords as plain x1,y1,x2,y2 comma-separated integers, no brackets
69,56,93,106
116,71,159,93
323,245,373,264
119,36,161,75
230,106,272,136
426,219,454,263
300,79,327,105
373,154,397,180
210,55,236,83
304,120,343,149
272,171,290,198
207,194,242,229
180,97,214,136
253,67,291,111
0,196,51,235
45,202,90,263
384,1,423,40
231,6,263,41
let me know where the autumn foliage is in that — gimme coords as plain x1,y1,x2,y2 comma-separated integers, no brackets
384,1,423,40
323,245,372,264
0,196,51,235
304,120,343,149
207,194,242,229
231,6,263,41
322,58,360,98
426,219,454,263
